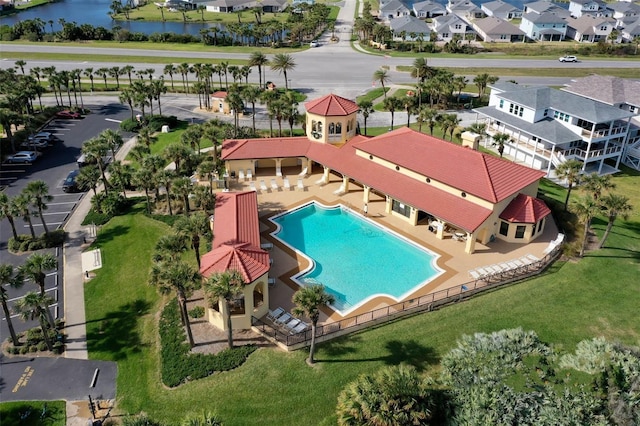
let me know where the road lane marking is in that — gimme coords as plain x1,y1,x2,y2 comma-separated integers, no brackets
12,366,35,393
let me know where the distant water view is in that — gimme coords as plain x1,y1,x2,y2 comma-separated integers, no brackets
0,0,218,36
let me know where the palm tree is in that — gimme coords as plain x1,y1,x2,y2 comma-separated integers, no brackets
24,180,53,236
14,292,56,351
197,160,217,195
76,165,102,196
383,97,402,130
249,51,268,88
172,176,194,216
555,159,583,212
150,261,200,347
292,284,335,364
163,64,176,90
336,365,433,425
373,68,390,99
581,173,615,201
357,99,374,136
598,193,632,249
417,106,438,135
573,195,600,257
82,137,110,194
0,264,25,346
270,53,296,90
474,73,499,99
464,122,488,145
20,252,57,296
0,193,20,240
156,170,175,215
491,132,510,157
410,57,432,83
132,168,156,214
205,270,245,348
13,193,36,238
242,85,262,134
108,161,133,198
173,212,211,268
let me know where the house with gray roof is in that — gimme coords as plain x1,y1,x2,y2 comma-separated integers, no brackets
562,75,640,170
620,17,640,41
520,12,568,40
523,0,571,18
379,0,412,22
481,0,522,20
431,14,475,41
390,15,432,39
446,0,486,19
568,0,612,18
412,0,446,18
474,82,636,176
566,14,616,41
472,16,526,42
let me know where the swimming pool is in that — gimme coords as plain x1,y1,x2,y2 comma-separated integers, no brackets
270,202,444,315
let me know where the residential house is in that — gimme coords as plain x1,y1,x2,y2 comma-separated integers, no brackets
412,0,446,18
562,75,640,169
222,93,553,254
379,0,412,22
473,16,526,42
481,0,522,20
566,14,616,41
390,15,432,40
431,14,474,41
446,0,486,19
474,82,636,177
520,12,568,41
620,18,640,41
205,0,252,12
568,0,612,18
523,0,571,18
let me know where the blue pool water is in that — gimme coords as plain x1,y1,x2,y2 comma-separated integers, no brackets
270,202,443,315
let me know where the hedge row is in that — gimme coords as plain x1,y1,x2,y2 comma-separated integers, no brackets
8,229,66,253
159,298,256,388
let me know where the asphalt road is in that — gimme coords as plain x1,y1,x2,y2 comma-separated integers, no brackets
0,104,131,338
0,354,116,402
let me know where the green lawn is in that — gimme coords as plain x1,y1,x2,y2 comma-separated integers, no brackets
84,167,640,425
0,401,66,426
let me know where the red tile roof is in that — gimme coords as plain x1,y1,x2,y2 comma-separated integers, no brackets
211,91,227,98
305,94,360,116
222,137,310,160
199,191,269,283
354,128,545,203
499,193,551,223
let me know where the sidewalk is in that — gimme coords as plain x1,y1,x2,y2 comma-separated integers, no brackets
62,136,139,359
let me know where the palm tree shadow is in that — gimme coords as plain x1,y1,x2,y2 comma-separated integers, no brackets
85,299,151,361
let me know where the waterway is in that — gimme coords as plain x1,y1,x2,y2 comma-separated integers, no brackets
0,0,217,36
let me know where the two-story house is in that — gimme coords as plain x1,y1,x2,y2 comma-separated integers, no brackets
412,0,446,19
474,82,636,177
431,14,474,41
379,0,412,22
520,12,568,40
568,0,612,18
566,14,616,41
481,0,522,20
524,0,572,18
446,0,486,19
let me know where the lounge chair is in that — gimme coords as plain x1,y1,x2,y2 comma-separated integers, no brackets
526,254,540,262
247,169,253,180
469,269,483,280
260,180,268,191
271,178,279,191
267,307,284,321
296,177,304,191
239,170,245,181
249,181,257,192
299,167,308,177
274,312,292,326
283,318,301,331
289,322,308,334
261,242,273,250
542,242,557,255
283,177,291,191
276,166,282,177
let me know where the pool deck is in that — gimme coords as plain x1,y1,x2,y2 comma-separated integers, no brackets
227,168,559,324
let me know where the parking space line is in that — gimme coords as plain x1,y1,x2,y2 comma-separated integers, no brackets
42,212,72,216
47,201,78,205
24,222,64,228
105,118,122,123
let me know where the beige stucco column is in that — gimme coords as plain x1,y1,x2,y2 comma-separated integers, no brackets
409,207,418,226
317,166,331,185
385,195,392,214
341,176,350,193
465,233,476,254
275,158,282,176
363,185,371,203
435,221,445,240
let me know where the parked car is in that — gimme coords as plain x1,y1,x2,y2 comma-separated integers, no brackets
559,55,578,62
56,110,82,119
62,170,82,192
28,132,55,143
5,151,38,164
309,40,320,48
20,139,50,150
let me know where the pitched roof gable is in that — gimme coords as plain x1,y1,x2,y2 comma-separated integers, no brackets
305,94,359,116
222,136,310,160
562,74,640,107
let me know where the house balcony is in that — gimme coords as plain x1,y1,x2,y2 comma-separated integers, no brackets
580,124,628,140
487,128,553,160
559,143,623,160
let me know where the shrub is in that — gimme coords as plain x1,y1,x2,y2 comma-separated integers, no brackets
7,346,19,354
189,306,205,319
82,209,111,226
120,118,141,133
20,345,29,354
7,230,66,253
159,299,256,387
52,342,64,354
29,345,38,352
37,341,48,352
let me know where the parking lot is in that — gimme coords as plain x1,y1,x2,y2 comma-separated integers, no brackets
1,103,131,337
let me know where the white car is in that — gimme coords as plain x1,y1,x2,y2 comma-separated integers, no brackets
559,55,578,62
309,40,320,48
5,151,38,164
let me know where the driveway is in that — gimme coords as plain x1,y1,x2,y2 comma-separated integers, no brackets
0,355,116,402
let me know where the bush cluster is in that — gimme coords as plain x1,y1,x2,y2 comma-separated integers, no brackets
188,306,205,319
159,298,256,387
5,326,65,355
8,229,66,253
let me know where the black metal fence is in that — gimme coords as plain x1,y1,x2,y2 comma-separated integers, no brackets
252,245,563,349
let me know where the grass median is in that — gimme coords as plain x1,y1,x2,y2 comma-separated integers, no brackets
83,169,640,425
